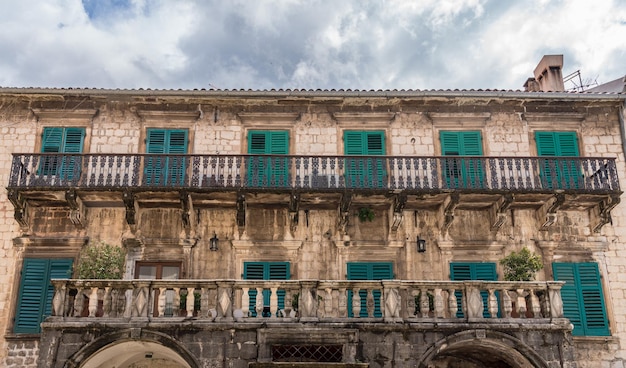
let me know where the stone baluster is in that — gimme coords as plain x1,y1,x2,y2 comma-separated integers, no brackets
186,288,195,317
366,289,375,317
241,287,250,318
447,288,457,318
501,289,513,318
516,288,527,318
102,286,112,317
255,287,264,318
157,287,167,317
433,288,444,318
338,288,347,317
352,288,361,318
270,286,278,318
324,287,333,318
419,288,430,318
88,287,99,317
172,287,181,316
529,289,541,318
216,281,234,321
465,283,484,318
109,288,120,318
488,289,498,318
51,281,65,317
73,286,85,317
547,282,564,318
283,289,293,317
200,287,210,318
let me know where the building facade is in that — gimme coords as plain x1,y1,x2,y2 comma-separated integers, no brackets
0,58,625,367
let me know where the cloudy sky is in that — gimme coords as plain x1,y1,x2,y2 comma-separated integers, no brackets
1,0,624,91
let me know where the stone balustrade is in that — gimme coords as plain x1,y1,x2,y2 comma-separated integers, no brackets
50,279,564,322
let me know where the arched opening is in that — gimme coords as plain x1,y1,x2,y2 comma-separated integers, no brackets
79,340,191,368
420,331,549,368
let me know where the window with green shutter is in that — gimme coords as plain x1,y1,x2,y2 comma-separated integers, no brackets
440,131,484,188
347,262,393,317
243,262,290,317
535,131,581,189
343,131,387,189
247,130,290,187
553,262,609,336
144,129,188,186
450,262,498,318
14,258,73,334
40,127,85,180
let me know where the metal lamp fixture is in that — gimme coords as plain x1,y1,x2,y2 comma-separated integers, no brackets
417,236,426,253
209,233,219,251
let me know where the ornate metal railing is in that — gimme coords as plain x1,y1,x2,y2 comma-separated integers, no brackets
50,279,565,322
9,153,620,193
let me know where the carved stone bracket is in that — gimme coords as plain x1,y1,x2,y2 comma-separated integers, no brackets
236,192,246,228
591,194,621,233
123,191,137,226
491,194,513,231
7,189,29,230
338,193,353,235
65,189,86,228
390,192,407,232
289,192,300,234
539,193,565,231
442,192,460,232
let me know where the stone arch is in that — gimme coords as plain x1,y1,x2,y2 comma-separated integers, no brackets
418,330,550,368
64,329,199,368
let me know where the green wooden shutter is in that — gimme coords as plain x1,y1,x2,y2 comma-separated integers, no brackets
15,258,73,334
145,129,188,186
243,262,290,317
247,130,289,187
535,131,580,189
440,131,484,188
40,127,85,179
450,262,497,318
344,131,386,188
347,262,392,317
553,262,609,336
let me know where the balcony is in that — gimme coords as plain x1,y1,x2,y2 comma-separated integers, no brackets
50,278,566,322
7,154,620,232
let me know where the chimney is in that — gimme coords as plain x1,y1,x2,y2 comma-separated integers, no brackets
524,54,565,92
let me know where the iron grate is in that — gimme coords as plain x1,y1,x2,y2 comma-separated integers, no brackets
271,344,343,362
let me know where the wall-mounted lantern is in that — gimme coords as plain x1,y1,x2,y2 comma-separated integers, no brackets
417,236,426,253
210,233,219,251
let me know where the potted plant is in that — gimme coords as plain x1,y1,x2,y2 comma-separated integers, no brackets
500,247,543,281
357,207,375,222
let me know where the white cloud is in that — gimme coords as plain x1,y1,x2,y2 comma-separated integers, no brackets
0,0,624,90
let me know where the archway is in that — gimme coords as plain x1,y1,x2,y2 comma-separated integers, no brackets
419,330,549,368
65,329,199,368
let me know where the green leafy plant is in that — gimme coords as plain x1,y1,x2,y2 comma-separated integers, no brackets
500,247,543,281
357,207,375,222
76,241,126,279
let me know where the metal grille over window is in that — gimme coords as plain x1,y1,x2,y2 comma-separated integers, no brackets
271,345,343,362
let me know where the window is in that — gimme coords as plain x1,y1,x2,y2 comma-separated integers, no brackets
440,131,484,188
535,131,581,189
346,262,393,317
243,262,290,317
39,127,85,180
135,262,181,316
343,130,386,189
247,130,290,187
553,262,609,336
450,262,497,318
144,129,188,186
14,258,73,333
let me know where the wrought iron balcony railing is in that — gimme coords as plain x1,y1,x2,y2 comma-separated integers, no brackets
8,153,620,193
50,279,565,322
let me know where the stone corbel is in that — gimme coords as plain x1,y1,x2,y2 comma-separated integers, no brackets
591,194,621,233
390,192,407,232
538,193,565,230
442,192,460,232
236,192,246,227
180,191,195,232
491,194,513,231
123,191,138,226
65,189,86,228
338,193,353,235
7,189,29,231
289,192,300,234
